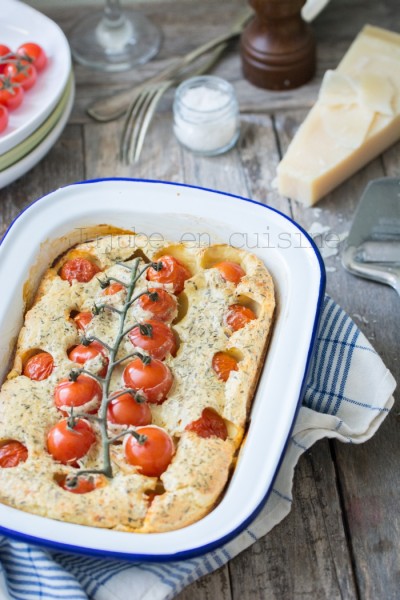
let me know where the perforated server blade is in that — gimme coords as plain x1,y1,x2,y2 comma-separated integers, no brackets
342,178,400,296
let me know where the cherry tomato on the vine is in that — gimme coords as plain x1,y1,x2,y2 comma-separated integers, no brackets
123,357,173,404
16,42,47,72
107,391,152,427
124,426,174,477
225,304,256,332
128,320,176,360
0,45,12,75
68,341,108,376
147,255,191,295
212,351,238,382
23,351,54,381
47,418,96,465
214,261,245,285
0,440,28,468
60,258,101,284
186,407,228,440
73,311,93,331
54,374,102,414
138,288,177,322
0,105,9,134
4,60,37,91
59,475,97,494
103,282,124,295
0,79,24,111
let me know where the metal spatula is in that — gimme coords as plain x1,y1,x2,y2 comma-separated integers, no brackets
342,177,400,296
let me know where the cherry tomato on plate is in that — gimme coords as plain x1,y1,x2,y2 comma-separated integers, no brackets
4,60,37,91
16,42,47,72
212,351,238,382
0,45,12,75
54,374,102,413
102,282,124,295
225,304,256,332
123,357,173,404
107,391,152,427
128,320,177,360
73,311,93,331
186,407,228,440
60,257,101,284
0,105,9,134
0,440,28,468
0,78,24,111
147,255,191,295
59,475,97,494
68,341,108,376
124,425,174,477
47,418,96,465
23,351,54,381
214,261,245,285
138,288,177,322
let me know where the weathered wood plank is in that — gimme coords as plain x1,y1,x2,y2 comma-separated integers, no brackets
175,567,232,600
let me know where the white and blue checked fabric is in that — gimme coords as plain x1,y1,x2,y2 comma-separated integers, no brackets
0,296,395,600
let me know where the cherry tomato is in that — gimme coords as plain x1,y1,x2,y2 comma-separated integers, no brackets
138,288,177,322
59,475,96,494
0,440,28,468
214,261,245,285
103,282,124,295
73,311,93,331
225,304,256,332
60,258,100,284
128,320,176,360
123,357,173,404
186,407,228,440
147,255,191,294
212,351,238,382
23,351,54,381
0,79,24,111
68,341,108,376
47,418,96,465
4,60,37,91
0,45,12,75
54,374,102,413
16,42,47,72
0,105,9,134
124,426,174,477
107,391,152,426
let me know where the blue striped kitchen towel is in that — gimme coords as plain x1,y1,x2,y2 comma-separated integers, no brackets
0,296,396,600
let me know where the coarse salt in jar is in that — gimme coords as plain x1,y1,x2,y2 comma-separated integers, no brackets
173,76,240,156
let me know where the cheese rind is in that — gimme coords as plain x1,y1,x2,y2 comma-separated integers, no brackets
277,25,400,206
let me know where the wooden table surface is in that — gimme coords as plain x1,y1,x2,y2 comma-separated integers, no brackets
1,1,399,598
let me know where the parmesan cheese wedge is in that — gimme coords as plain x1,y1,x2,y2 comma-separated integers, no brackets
277,25,400,206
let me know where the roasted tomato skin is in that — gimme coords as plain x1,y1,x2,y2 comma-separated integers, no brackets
128,320,177,360
147,255,191,294
124,426,174,477
59,475,96,494
73,311,93,331
107,391,152,426
225,304,256,331
123,357,173,404
54,374,102,413
68,341,108,376
186,407,228,440
214,261,245,285
60,258,100,284
212,351,239,382
0,440,28,468
47,419,96,465
103,282,124,295
23,352,54,381
138,288,177,322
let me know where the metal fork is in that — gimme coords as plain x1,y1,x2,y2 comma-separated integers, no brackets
120,42,229,164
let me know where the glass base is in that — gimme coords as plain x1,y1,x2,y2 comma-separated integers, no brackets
69,9,162,72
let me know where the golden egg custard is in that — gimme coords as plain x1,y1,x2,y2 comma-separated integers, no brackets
0,234,275,532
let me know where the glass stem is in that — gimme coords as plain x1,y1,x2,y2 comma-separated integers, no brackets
104,0,125,26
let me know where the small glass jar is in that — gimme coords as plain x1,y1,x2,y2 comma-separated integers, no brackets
173,76,240,156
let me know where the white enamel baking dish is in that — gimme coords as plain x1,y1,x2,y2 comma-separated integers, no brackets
0,179,325,560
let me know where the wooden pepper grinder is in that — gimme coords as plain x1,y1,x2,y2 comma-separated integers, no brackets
240,0,316,90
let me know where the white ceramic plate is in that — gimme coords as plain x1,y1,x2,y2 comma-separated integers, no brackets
0,0,71,155
0,78,74,189
0,180,325,560
303,0,331,22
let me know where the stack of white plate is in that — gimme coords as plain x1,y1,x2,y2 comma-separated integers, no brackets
0,0,74,189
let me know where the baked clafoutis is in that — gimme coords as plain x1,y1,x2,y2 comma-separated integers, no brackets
0,234,275,532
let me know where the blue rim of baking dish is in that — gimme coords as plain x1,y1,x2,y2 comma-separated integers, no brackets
0,178,326,562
